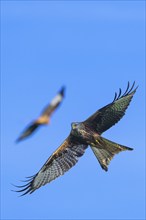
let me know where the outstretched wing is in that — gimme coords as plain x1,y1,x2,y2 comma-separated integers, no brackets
41,86,65,117
15,136,88,195
83,82,138,134
16,122,40,143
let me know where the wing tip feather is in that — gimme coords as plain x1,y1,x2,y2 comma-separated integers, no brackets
12,175,37,196
112,81,138,102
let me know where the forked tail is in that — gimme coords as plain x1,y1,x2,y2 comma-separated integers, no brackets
90,137,133,171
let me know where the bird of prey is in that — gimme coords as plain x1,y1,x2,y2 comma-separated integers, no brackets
16,86,65,142
15,82,137,195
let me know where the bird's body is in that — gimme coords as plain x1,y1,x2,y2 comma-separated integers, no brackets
36,115,50,125
16,86,65,142
71,122,99,145
15,82,137,195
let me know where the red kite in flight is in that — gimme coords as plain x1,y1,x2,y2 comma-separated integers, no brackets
15,82,137,195
16,86,65,142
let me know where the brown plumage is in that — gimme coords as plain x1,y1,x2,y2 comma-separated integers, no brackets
16,86,65,142
15,82,137,195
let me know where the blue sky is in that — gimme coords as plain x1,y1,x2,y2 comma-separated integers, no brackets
1,1,145,220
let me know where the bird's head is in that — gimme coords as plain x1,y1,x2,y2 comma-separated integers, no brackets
71,122,80,129
71,122,85,137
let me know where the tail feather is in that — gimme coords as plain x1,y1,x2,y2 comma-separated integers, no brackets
90,137,133,171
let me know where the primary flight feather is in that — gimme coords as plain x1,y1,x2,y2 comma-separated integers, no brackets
15,82,137,195
16,86,65,142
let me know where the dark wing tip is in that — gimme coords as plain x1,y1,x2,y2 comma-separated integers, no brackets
15,138,20,143
15,136,23,143
12,175,36,196
59,86,66,97
113,81,138,102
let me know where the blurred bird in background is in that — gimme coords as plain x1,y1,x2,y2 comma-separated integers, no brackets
16,86,65,143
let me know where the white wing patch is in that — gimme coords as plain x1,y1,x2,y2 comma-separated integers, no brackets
50,94,62,106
